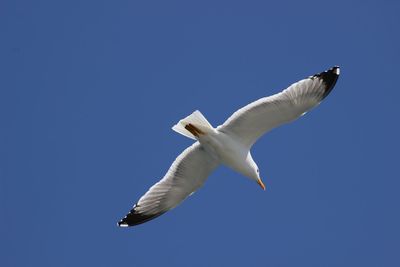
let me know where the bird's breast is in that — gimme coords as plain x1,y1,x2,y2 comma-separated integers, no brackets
199,131,249,171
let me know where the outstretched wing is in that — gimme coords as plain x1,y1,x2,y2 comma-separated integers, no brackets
218,66,340,147
118,142,219,227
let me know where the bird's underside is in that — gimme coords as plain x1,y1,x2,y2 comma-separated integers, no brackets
118,66,340,227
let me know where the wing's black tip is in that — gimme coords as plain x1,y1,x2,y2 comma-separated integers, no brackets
312,66,340,98
117,204,165,227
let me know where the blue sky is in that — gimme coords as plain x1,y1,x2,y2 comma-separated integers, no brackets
1,0,399,266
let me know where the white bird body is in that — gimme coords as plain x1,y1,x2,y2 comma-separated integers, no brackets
171,110,260,182
199,129,257,180
118,66,340,227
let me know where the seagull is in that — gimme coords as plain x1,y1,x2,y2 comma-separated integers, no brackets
118,66,340,227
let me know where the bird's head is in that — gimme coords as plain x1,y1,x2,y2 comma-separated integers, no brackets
246,154,266,190
255,167,266,190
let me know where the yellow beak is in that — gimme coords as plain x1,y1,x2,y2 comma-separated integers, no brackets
257,178,266,190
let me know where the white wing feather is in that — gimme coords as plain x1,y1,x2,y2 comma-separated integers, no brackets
118,142,219,226
218,67,339,147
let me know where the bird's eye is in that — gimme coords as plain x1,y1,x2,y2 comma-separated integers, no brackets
256,169,259,173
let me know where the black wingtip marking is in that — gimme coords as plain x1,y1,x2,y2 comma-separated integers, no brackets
312,66,340,98
118,204,165,227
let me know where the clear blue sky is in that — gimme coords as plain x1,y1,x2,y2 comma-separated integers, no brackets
1,0,399,266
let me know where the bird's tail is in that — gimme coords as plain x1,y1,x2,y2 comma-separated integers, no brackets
172,110,214,140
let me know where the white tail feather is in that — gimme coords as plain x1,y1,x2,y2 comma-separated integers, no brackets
172,110,214,140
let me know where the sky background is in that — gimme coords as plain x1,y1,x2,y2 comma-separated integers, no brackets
1,0,400,266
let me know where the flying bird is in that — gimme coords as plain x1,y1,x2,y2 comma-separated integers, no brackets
118,66,340,227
